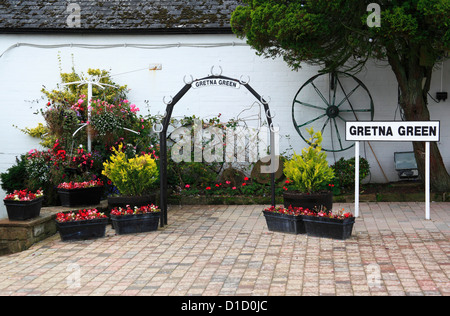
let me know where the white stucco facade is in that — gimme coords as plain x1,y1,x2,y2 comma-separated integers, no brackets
0,33,449,218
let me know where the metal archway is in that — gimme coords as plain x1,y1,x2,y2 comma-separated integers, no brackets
158,72,277,227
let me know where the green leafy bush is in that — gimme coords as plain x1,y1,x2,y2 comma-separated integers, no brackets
283,128,335,193
0,155,28,193
102,144,159,196
331,157,370,190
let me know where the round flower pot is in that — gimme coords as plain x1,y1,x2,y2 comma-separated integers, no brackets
303,216,355,240
111,212,160,235
262,210,306,234
55,218,108,241
283,191,333,211
4,197,44,221
58,186,103,207
107,193,157,210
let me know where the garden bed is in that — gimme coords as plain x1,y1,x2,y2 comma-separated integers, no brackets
169,181,449,205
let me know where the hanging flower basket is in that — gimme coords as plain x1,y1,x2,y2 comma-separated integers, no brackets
3,190,44,221
55,209,108,241
262,206,307,234
57,180,104,207
110,204,160,235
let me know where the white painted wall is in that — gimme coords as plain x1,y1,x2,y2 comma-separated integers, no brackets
0,33,449,218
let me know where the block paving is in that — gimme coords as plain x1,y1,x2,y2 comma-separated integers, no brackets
0,202,448,296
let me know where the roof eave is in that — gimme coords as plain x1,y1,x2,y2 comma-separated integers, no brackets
0,27,234,35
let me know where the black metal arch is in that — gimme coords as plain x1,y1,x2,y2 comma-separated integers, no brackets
158,74,277,227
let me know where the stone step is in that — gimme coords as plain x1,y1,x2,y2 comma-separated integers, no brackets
0,200,108,256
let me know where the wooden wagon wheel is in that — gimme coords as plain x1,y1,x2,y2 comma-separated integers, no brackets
292,71,374,152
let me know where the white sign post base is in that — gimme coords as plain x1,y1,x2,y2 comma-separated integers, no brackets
346,121,439,220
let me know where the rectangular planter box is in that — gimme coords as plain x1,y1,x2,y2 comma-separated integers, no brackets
283,191,333,211
111,212,160,235
262,210,306,234
303,216,355,240
58,187,103,207
4,197,44,221
56,218,108,241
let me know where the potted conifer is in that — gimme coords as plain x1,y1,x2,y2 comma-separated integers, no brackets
283,128,334,211
102,143,159,210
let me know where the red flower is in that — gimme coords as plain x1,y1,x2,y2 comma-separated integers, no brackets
244,177,249,181
206,187,211,190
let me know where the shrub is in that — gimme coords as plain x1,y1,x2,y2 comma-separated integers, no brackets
102,144,159,196
331,157,370,189
283,128,335,193
0,155,29,193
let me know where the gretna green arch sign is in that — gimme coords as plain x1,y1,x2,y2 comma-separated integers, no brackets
157,73,278,227
346,121,440,220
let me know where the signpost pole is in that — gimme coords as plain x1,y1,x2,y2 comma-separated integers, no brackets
425,141,431,220
355,141,360,218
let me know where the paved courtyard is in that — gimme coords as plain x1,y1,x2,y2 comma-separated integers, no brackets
0,202,448,296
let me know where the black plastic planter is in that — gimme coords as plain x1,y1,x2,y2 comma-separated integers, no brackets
56,218,108,241
111,212,160,235
283,191,333,211
4,197,44,221
58,187,103,207
263,210,306,234
303,216,355,240
107,194,157,210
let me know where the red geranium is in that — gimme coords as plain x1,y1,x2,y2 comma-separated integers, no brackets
56,209,107,223
57,179,104,190
263,206,353,219
4,189,44,201
110,204,160,216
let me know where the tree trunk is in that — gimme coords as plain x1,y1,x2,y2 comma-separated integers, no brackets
387,46,450,192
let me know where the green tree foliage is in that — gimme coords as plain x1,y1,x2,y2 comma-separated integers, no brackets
232,0,450,191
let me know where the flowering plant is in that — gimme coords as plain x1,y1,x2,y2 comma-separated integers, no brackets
263,205,353,219
263,205,310,216
57,179,104,190
90,99,140,136
110,204,160,216
55,209,107,223
4,189,44,201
